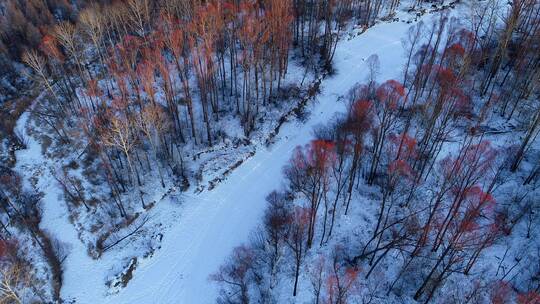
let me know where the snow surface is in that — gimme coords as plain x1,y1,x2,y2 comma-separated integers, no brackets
15,11,440,304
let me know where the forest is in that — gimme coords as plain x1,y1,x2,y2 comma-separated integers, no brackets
0,0,539,303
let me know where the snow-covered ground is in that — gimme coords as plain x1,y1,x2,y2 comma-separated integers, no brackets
15,8,447,304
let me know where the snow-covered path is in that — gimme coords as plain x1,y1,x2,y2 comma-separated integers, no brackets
102,21,410,304
16,16,420,304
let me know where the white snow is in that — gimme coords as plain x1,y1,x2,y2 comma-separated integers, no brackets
14,11,444,304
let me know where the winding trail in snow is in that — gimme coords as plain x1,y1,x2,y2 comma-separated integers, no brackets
15,14,435,304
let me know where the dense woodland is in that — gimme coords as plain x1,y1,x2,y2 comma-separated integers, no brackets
6,0,389,216
0,0,539,303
